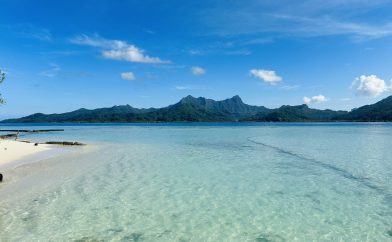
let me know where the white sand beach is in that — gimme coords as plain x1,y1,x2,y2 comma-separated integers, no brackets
0,140,55,168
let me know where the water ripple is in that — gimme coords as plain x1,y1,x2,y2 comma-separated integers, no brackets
247,137,389,197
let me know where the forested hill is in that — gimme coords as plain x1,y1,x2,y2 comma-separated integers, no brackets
333,96,392,121
2,95,392,123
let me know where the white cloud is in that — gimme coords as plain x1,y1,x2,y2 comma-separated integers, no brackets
175,86,192,90
70,34,169,64
103,46,167,63
175,86,209,91
250,69,282,85
39,63,61,77
70,34,126,49
351,75,390,97
280,85,300,90
143,28,155,35
191,66,206,76
303,94,328,104
201,1,392,41
121,72,135,81
189,49,203,56
13,24,52,42
38,63,93,79
224,50,251,56
269,15,392,41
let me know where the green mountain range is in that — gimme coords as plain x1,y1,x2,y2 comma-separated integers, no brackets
333,96,392,122
2,95,392,123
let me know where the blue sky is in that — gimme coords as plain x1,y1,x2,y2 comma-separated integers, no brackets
1,0,392,118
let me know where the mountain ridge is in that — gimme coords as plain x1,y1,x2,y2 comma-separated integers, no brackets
1,95,392,123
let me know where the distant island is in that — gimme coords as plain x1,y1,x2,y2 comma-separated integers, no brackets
2,95,392,123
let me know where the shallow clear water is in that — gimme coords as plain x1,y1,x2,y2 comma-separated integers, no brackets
1,123,392,241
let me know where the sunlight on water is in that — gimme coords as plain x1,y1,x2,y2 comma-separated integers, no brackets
1,123,392,241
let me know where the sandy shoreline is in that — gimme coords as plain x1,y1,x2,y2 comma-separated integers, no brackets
0,140,59,170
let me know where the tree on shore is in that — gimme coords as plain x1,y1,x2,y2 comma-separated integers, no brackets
0,69,5,104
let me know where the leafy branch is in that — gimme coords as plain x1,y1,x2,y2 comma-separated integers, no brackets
0,69,5,104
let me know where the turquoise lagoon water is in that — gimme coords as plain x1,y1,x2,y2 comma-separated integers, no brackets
0,123,392,241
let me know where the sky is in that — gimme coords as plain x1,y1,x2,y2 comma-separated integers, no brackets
1,0,392,119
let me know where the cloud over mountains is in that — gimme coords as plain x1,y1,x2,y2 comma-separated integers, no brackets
70,34,169,64
250,69,282,85
351,75,391,97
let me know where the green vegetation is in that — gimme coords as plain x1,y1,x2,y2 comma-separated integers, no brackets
334,96,392,121
2,95,392,123
244,104,348,122
0,69,5,104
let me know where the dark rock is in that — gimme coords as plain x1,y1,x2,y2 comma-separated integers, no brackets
34,143,38,146
45,141,85,146
0,173,3,182
0,133,17,139
0,129,64,132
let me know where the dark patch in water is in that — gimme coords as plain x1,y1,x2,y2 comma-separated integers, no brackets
387,230,392,237
274,190,285,195
74,237,102,242
21,211,35,222
154,229,172,238
107,228,123,233
256,238,272,242
122,232,143,241
255,233,285,242
247,137,388,196
304,193,321,205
